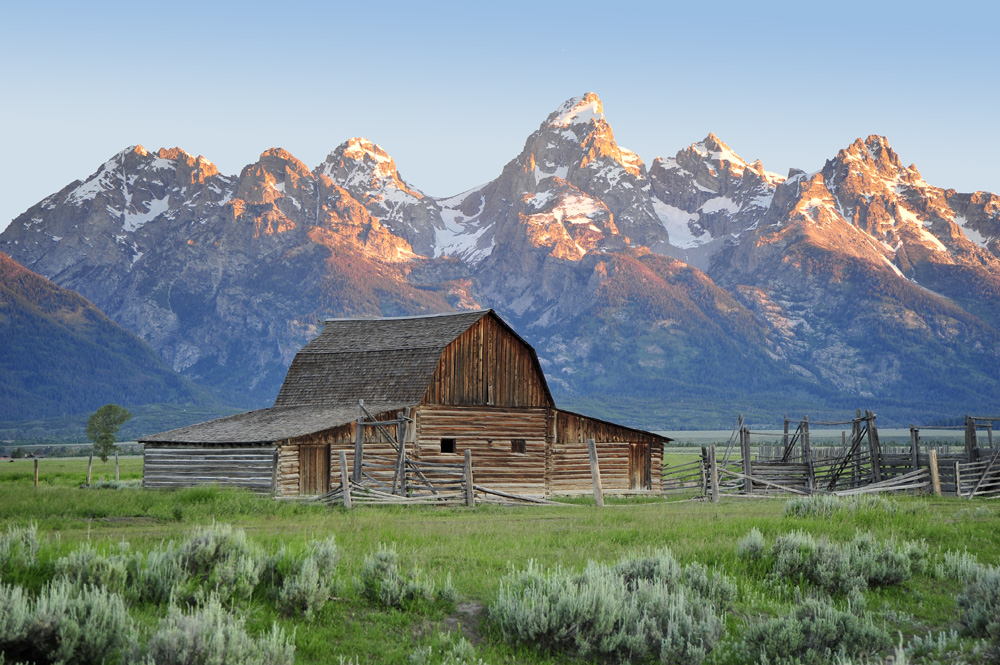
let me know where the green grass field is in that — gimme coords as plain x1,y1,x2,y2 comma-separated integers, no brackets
1,456,998,664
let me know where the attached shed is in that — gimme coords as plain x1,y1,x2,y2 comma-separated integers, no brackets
141,310,669,497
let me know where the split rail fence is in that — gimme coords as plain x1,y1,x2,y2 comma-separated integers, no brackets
662,412,1000,500
315,401,562,508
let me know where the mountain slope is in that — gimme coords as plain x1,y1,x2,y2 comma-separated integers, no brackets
0,251,211,421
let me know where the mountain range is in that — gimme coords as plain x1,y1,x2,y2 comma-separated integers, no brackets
2,92,998,429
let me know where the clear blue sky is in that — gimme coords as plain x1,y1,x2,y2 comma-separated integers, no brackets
2,0,997,232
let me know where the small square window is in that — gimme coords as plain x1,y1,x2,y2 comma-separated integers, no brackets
511,439,526,454
441,438,456,454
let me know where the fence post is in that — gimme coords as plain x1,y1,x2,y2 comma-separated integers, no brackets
783,415,789,452
709,445,720,503
34,458,38,488
393,409,409,496
965,416,978,462
989,423,995,452
587,438,604,507
741,427,753,495
114,451,119,482
86,452,94,486
338,450,352,509
352,401,364,483
867,411,883,482
910,426,920,472
700,446,708,496
954,461,962,497
464,449,475,507
802,415,811,461
929,449,942,496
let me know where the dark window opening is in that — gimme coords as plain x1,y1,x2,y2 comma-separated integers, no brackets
441,438,456,454
511,439,526,454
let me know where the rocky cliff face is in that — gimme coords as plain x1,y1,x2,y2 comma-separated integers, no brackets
3,94,1000,425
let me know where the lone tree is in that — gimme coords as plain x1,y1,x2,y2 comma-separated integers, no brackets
86,404,132,463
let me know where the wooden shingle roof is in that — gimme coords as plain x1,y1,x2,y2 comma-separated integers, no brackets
140,402,408,444
273,310,492,408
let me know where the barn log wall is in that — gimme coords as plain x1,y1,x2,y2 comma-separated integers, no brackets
553,410,663,494
422,316,551,408
277,410,414,496
143,444,277,493
414,405,549,496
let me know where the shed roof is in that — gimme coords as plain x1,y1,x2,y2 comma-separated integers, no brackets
140,402,407,444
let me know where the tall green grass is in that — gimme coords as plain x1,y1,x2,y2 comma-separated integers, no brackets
1,457,999,664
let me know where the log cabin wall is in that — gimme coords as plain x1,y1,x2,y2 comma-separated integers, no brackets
413,405,549,496
552,410,664,494
422,315,551,408
278,410,413,496
143,444,277,493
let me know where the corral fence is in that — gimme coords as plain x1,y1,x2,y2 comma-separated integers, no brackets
663,412,1000,500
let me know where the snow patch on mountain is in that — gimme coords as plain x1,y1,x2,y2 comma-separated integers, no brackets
955,215,988,246
652,200,703,249
124,195,170,232
699,197,740,215
67,158,119,205
535,165,569,183
896,207,947,252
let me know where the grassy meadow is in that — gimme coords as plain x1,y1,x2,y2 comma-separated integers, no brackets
1,455,999,664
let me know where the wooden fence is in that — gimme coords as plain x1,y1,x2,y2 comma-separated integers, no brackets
671,412,1000,501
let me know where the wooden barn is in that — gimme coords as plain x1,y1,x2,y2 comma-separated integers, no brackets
140,310,668,498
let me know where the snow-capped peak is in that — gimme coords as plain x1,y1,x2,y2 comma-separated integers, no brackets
340,137,394,167
546,93,604,128
692,133,747,170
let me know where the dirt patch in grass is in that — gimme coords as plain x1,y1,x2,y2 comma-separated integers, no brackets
414,601,486,646
444,601,485,644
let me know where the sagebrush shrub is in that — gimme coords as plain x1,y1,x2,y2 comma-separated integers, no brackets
0,580,131,665
55,543,129,594
129,595,294,665
489,549,730,664
276,555,329,620
745,530,925,596
174,523,265,605
410,634,485,665
935,550,1000,643
361,545,443,610
0,524,39,580
742,596,891,665
131,543,187,604
736,527,766,561
309,535,339,577
783,494,899,519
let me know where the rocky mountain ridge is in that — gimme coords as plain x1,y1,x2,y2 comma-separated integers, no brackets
3,93,998,426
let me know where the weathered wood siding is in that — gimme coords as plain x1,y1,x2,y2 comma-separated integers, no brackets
422,315,551,408
414,405,549,496
143,444,277,492
551,410,663,494
278,410,412,496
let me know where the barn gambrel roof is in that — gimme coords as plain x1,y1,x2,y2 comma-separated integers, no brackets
141,310,553,444
276,310,500,407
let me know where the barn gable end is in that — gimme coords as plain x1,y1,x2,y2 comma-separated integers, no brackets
421,313,553,408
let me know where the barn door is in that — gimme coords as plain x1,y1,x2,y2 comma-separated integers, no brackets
629,443,651,490
299,445,331,495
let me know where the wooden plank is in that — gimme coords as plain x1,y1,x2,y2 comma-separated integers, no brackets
464,449,475,507
929,449,942,496
587,438,604,507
